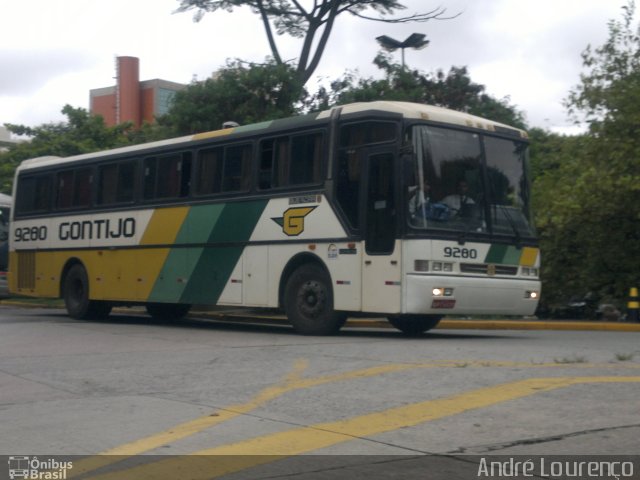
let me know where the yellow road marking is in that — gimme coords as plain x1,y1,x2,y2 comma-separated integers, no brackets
69,360,426,477
68,360,308,476
104,361,420,454
71,359,640,477
87,376,640,480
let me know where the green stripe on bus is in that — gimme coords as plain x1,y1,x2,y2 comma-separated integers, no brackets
175,204,225,244
233,121,273,134
147,205,225,303
179,200,268,304
484,244,521,265
179,246,245,304
147,248,205,303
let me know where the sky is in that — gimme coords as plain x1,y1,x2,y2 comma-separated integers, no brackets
0,0,632,136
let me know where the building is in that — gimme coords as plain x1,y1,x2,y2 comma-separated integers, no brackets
0,126,18,152
90,56,186,128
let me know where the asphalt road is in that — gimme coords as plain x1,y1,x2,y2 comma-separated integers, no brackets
1,305,639,479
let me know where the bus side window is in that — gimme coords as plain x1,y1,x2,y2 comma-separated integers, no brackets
222,144,252,192
196,147,223,195
272,137,290,188
56,168,92,209
290,133,322,185
258,138,279,190
340,122,396,148
195,144,251,195
144,152,191,200
117,161,137,202
336,149,361,228
98,164,118,204
259,132,322,190
74,168,92,207
56,171,75,209
143,158,157,199
16,175,52,215
97,160,137,205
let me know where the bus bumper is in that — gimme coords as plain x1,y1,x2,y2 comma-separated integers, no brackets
405,274,541,316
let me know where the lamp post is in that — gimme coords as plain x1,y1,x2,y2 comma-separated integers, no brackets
375,33,429,69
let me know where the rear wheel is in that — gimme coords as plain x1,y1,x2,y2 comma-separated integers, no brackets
387,315,442,336
284,264,344,335
146,303,191,321
63,264,112,319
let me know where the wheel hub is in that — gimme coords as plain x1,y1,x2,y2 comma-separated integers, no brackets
299,281,324,316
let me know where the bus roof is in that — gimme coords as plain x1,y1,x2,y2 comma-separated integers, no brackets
322,101,525,135
17,101,526,172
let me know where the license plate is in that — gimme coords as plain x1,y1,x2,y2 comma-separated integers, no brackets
431,299,456,309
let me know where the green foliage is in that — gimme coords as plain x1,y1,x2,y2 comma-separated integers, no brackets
532,2,640,309
306,53,526,128
159,59,304,135
0,105,164,194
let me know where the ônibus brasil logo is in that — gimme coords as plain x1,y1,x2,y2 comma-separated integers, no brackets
8,456,73,479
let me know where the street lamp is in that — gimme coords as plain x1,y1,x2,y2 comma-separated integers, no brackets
376,33,429,69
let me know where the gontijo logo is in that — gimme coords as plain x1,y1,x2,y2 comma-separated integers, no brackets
272,206,316,236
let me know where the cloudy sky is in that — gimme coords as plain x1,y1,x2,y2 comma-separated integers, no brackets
0,0,631,135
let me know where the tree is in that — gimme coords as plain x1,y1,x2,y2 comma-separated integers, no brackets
175,0,454,85
0,106,139,193
159,59,304,134
305,53,526,128
532,2,640,310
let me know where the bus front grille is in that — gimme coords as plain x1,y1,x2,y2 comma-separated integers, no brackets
460,263,518,276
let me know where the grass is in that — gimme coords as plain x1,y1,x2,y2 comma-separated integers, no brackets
0,296,64,307
553,355,587,364
615,353,635,361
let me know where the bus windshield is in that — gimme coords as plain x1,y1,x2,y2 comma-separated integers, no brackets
407,125,535,239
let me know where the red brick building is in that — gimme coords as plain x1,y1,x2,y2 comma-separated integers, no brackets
90,56,186,128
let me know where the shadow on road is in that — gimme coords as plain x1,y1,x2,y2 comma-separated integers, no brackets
4,306,525,341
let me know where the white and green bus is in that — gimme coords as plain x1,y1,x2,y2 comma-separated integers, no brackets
9,101,540,335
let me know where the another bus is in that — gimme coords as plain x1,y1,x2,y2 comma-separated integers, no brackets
9,101,540,335
0,193,12,297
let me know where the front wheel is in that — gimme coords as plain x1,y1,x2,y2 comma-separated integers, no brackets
284,264,344,335
387,315,442,336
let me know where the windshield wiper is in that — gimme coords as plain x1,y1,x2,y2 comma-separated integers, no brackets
494,204,522,248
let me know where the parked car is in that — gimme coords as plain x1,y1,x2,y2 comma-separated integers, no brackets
536,292,622,321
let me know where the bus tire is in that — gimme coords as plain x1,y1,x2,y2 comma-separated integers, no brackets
63,264,111,320
284,264,343,335
146,303,191,321
387,315,442,336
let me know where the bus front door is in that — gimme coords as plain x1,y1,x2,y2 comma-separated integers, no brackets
361,150,401,313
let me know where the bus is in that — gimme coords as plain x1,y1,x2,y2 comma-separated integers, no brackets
0,193,11,297
9,101,540,335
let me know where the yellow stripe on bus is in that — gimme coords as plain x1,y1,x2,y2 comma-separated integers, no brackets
192,129,235,141
140,206,189,245
519,247,539,266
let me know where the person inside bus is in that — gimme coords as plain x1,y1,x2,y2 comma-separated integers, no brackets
408,178,430,217
408,178,450,224
442,179,475,217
